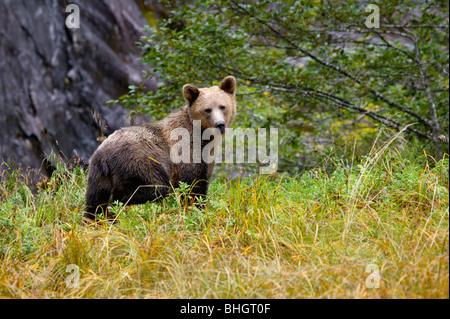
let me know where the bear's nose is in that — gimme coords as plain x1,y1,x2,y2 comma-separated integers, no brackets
215,121,226,134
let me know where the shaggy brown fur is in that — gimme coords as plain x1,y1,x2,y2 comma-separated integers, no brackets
84,76,237,221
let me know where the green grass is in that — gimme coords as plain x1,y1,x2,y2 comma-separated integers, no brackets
0,143,448,298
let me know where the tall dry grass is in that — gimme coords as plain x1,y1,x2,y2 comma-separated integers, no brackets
0,141,448,298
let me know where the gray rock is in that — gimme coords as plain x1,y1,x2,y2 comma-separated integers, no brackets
0,0,160,175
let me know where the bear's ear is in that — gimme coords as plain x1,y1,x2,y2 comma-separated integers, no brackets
183,84,200,105
219,76,236,95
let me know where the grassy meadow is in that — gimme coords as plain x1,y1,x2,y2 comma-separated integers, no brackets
0,140,448,299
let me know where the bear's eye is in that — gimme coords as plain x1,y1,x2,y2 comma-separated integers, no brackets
205,109,212,114
219,105,226,111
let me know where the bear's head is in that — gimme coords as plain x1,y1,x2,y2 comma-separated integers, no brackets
183,76,237,134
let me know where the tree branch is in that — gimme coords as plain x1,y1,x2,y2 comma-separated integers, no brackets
229,0,432,128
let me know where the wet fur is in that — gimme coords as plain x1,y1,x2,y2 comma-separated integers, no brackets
84,76,236,221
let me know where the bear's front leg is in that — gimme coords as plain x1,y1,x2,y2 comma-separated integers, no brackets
179,162,209,209
190,178,209,209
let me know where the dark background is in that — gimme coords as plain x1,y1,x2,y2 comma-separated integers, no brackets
0,0,164,175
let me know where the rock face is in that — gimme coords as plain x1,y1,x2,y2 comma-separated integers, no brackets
0,0,159,174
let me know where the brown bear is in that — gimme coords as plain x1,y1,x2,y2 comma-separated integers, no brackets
83,76,237,221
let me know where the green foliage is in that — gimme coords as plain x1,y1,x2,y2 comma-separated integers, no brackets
0,147,448,298
111,0,449,172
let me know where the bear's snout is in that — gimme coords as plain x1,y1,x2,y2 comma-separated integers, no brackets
214,121,226,134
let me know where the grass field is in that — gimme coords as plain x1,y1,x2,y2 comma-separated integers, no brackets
0,141,448,298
